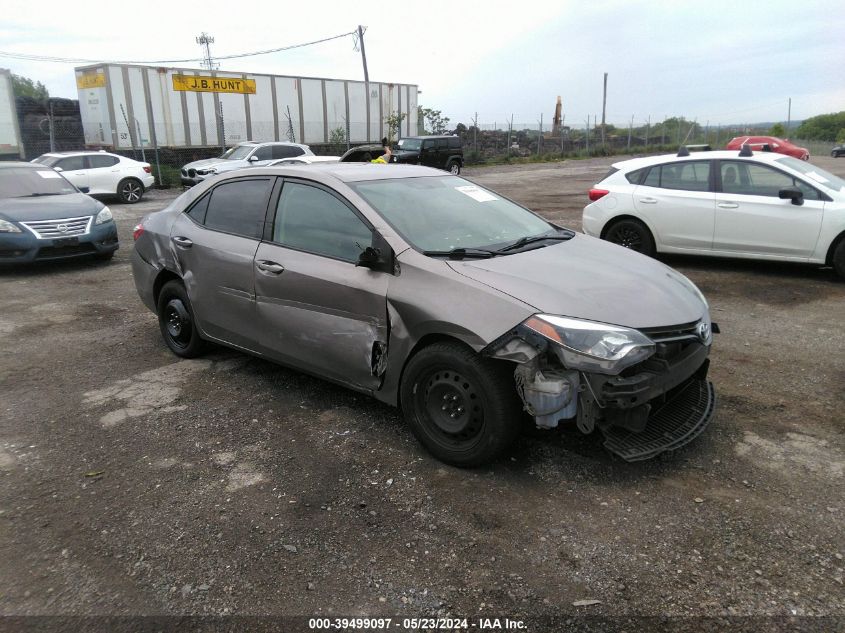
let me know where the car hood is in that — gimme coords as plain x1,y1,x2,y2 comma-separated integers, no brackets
182,157,238,171
446,234,707,329
0,193,103,222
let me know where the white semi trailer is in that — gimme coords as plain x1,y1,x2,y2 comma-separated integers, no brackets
74,63,418,150
0,69,24,159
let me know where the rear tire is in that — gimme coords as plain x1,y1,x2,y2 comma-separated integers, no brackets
604,218,656,257
447,161,461,175
832,239,845,280
399,342,521,467
157,280,206,358
117,178,144,204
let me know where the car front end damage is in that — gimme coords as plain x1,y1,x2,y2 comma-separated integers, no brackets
483,314,717,461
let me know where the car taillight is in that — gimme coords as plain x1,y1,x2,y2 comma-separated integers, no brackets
133,223,144,241
589,188,609,201
143,165,152,173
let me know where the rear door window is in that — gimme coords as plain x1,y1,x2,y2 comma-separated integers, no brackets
272,145,305,159
202,178,272,238
642,161,711,191
88,155,119,168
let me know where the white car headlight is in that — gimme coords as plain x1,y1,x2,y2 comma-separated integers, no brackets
0,219,22,233
524,314,656,375
95,207,113,225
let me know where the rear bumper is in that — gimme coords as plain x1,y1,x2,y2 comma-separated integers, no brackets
131,248,159,312
0,221,119,265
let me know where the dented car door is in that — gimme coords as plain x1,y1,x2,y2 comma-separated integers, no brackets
253,179,389,391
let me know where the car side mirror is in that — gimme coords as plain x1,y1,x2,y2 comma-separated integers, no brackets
79,186,90,193
779,186,804,205
248,155,259,162
356,233,395,273
54,167,63,172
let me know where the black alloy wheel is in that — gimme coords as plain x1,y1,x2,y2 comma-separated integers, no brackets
605,219,656,257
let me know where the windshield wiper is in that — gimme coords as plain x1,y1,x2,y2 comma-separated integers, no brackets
422,247,500,260
496,230,576,253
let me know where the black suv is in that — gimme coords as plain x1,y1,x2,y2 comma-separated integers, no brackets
391,135,463,174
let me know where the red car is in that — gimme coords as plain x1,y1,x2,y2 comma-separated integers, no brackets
725,136,809,160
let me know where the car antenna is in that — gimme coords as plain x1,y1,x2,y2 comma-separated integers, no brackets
677,146,690,157
738,144,753,157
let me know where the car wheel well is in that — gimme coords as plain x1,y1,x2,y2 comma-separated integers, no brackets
153,269,182,307
826,231,845,266
600,214,651,239
396,334,484,410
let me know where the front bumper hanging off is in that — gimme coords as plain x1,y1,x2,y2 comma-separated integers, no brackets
600,378,716,461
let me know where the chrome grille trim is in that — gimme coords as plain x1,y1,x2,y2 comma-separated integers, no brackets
21,216,93,239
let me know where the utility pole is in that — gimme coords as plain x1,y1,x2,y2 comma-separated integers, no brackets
627,114,633,150
196,33,217,70
787,97,791,133
472,112,478,154
585,115,590,154
601,72,608,147
356,25,370,140
538,113,543,155
645,115,650,150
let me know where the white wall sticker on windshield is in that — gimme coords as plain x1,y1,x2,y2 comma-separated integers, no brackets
455,185,498,202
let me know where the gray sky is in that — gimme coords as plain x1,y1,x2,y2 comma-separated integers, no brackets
2,0,843,127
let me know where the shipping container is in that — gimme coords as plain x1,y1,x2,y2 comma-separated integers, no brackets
74,63,419,150
0,69,25,159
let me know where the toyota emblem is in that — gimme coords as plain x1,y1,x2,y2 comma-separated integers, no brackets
697,321,711,344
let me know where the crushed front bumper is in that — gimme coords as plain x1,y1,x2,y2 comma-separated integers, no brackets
601,377,715,461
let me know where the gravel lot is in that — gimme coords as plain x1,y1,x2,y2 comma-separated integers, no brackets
1,153,843,631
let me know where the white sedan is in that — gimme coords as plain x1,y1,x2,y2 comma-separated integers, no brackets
32,151,155,203
582,148,845,278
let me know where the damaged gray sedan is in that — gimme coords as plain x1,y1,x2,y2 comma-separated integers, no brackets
131,164,716,466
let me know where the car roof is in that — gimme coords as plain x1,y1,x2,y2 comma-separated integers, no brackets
611,150,796,171
0,161,45,170
37,150,118,157
226,163,448,183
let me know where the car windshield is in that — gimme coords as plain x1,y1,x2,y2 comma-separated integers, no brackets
776,157,845,193
397,139,422,151
350,176,556,252
0,168,78,198
221,145,255,160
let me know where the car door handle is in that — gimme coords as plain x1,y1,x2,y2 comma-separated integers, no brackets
171,236,193,248
717,202,739,209
639,197,658,204
256,260,284,274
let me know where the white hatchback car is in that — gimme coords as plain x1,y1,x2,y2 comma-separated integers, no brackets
32,151,155,204
583,148,845,278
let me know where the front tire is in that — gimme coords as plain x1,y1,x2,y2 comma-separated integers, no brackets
157,280,205,358
447,161,461,175
117,178,144,204
604,218,656,257
399,342,521,467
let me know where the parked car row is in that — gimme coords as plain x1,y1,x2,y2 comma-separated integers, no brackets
179,135,464,186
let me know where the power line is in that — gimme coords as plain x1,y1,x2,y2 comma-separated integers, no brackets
0,30,356,65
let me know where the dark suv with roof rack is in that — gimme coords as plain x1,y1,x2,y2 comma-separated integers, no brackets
391,135,463,174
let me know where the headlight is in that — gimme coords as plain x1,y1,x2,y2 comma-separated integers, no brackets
95,207,113,225
524,314,655,375
0,219,22,233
